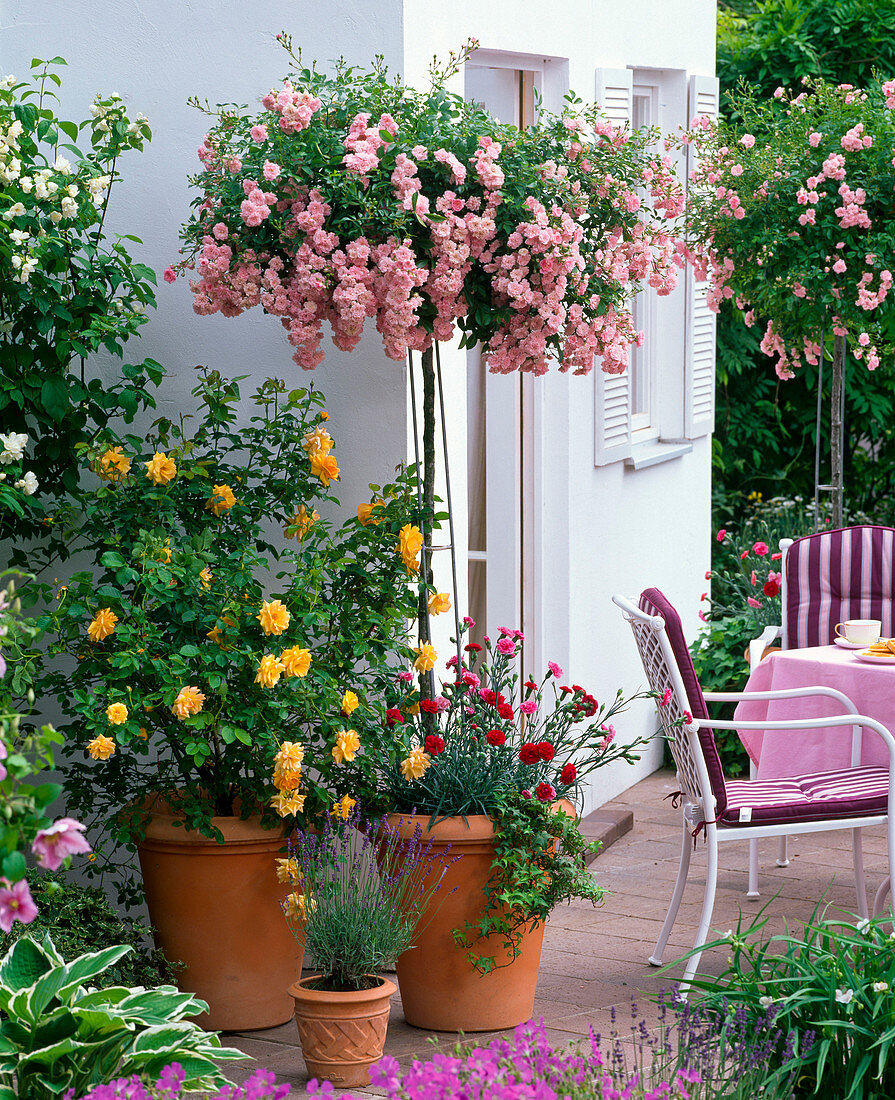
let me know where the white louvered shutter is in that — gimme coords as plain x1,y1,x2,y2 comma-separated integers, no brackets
684,74,720,439
594,68,633,466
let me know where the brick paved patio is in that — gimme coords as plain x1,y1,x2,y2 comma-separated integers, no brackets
223,769,888,1095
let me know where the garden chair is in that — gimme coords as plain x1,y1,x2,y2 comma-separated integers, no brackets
613,587,895,992
746,524,895,895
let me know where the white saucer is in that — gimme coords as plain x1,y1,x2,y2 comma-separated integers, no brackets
855,650,895,664
835,636,879,649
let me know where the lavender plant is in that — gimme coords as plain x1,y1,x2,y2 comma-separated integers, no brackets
70,1064,288,1100
281,804,453,992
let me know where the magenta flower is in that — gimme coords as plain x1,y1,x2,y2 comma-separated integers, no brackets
496,637,516,657
752,541,769,556
0,877,38,933
716,528,727,542
747,596,763,608
32,817,92,871
0,741,6,782
462,616,476,627
659,687,672,707
547,661,563,678
519,701,537,715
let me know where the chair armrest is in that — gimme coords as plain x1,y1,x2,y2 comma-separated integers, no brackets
690,713,895,762
747,624,782,668
703,686,859,713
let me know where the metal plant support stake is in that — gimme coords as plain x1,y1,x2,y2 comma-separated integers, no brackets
813,329,846,532
407,346,463,715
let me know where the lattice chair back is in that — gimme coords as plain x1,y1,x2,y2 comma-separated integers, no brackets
614,588,727,823
782,525,895,649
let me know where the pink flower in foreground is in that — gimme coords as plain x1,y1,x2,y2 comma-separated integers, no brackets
496,637,516,657
519,700,537,715
0,878,38,933
250,124,268,142
547,661,563,678
396,671,414,684
463,616,476,627
32,818,92,871
716,528,727,542
163,266,176,283
660,687,672,707
747,596,763,608
753,541,769,556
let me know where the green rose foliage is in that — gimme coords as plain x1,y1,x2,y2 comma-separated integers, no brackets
21,368,418,897
0,58,159,545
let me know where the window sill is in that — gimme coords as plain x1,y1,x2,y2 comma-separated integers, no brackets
624,440,693,471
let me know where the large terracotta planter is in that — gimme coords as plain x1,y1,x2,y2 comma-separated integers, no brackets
137,802,302,1031
290,974,397,1087
387,812,547,1032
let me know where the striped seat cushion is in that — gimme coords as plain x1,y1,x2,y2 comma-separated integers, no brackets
720,765,888,827
785,526,895,648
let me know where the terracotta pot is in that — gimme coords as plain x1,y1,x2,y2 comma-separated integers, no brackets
289,974,397,1087
744,643,782,666
137,801,302,1031
386,812,548,1032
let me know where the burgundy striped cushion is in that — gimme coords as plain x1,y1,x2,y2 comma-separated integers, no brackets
720,765,888,827
785,526,895,649
639,588,727,818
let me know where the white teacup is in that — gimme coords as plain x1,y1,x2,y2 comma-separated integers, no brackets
835,619,882,645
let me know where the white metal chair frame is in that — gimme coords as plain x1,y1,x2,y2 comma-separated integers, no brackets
614,593,895,992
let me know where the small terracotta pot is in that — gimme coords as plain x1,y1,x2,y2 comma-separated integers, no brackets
386,812,549,1032
137,801,302,1031
290,974,397,1087
744,644,782,666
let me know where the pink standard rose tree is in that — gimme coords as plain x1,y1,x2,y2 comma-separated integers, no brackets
683,77,895,522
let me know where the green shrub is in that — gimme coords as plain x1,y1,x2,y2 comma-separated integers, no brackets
0,871,178,988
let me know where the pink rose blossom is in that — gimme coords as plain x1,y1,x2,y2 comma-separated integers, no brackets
0,878,38,933
808,131,823,147
250,125,268,143
32,818,91,871
397,671,414,684
740,134,755,148
163,266,176,284
262,160,281,182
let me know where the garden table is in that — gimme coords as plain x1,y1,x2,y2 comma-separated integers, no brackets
736,644,894,777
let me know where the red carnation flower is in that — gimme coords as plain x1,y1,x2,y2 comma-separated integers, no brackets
385,708,404,727
571,684,584,693
535,782,556,802
519,742,540,765
524,679,538,692
465,642,483,652
486,728,505,746
580,694,598,718
559,685,574,695
424,734,445,756
537,740,555,762
480,689,496,706
497,703,514,721
420,699,440,713
763,578,780,598
560,762,577,784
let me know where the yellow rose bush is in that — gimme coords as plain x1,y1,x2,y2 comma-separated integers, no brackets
26,366,419,898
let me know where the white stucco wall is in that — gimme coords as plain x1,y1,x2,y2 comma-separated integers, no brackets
4,0,716,815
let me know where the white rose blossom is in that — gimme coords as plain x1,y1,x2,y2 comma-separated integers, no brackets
0,433,29,464
52,156,72,176
14,471,38,496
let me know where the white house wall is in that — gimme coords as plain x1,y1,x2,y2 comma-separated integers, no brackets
4,0,715,813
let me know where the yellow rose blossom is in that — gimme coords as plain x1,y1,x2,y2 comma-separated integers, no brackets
199,567,213,590
281,646,312,677
256,654,285,688
275,741,305,770
302,426,334,456
398,524,423,560
413,643,437,673
340,690,359,716
206,625,223,645
309,452,340,488
285,891,316,919
357,500,384,526
95,448,131,481
400,748,431,781
137,727,149,739
428,592,452,615
275,857,302,885
106,702,128,725
144,451,177,486
156,540,172,563
331,795,357,820
273,765,303,791
87,734,116,760
405,702,420,716
87,608,118,642
258,599,291,636
284,505,319,540
205,483,236,516
270,791,306,817
332,729,361,765
171,685,205,720
320,410,329,420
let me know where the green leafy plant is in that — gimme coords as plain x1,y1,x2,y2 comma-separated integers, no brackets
0,933,246,1098
15,367,418,901
0,58,160,546
683,905,895,1100
0,871,178,988
281,804,453,992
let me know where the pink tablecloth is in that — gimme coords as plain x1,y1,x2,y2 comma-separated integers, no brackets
735,645,895,780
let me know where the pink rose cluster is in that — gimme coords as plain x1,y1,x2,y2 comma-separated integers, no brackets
186,91,685,379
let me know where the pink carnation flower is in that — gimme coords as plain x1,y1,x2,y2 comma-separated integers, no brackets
0,878,38,933
496,637,516,656
32,818,92,871
519,700,537,715
547,661,563,678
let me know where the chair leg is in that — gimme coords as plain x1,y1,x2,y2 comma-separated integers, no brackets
852,828,869,920
873,816,895,917
678,826,719,998
776,835,790,867
747,757,760,898
649,816,692,967
874,877,891,917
